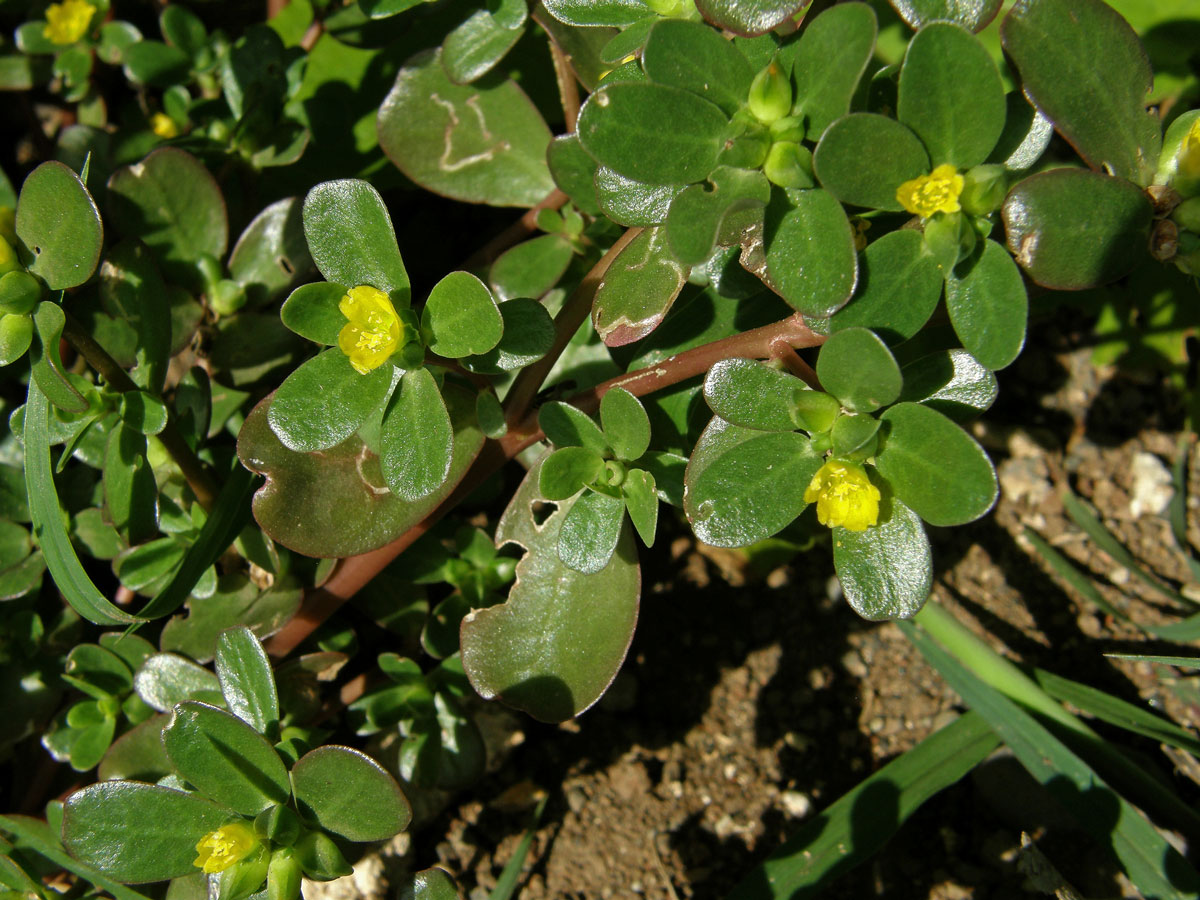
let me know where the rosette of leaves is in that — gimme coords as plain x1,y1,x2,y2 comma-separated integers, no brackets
62,627,412,899
537,387,673,574
41,633,157,772
689,331,999,619
244,178,555,558
348,653,486,792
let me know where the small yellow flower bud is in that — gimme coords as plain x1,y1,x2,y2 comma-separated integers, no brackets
43,0,95,45
151,113,179,139
896,164,965,218
804,459,881,532
194,822,259,875
338,285,403,375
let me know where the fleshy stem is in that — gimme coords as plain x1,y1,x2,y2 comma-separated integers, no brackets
265,307,824,657
502,226,644,433
59,312,220,512
548,38,581,132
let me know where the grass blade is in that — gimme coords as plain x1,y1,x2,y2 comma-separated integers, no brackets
24,380,137,625
1032,667,1200,756
1060,489,1193,608
489,793,548,900
1023,527,1200,640
0,814,151,900
725,711,999,899
902,617,1200,900
1105,653,1200,669
1168,435,1200,583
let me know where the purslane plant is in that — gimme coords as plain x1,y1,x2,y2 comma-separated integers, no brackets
0,0,1197,893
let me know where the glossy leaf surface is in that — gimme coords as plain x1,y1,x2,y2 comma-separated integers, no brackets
1003,168,1152,290
814,115,929,211
833,495,931,620
62,783,233,883
1002,0,1160,184
875,402,997,526
945,239,1026,371
558,488,626,574
695,0,807,36
379,49,555,207
593,226,688,347
785,2,877,139
703,358,802,432
302,179,409,298
816,327,901,413
764,188,857,317
215,627,279,737
889,0,1000,31
268,350,394,453
897,22,1005,169
422,272,502,358
291,746,411,841
239,386,484,557
578,83,729,185
461,457,640,722
600,387,651,461
15,161,103,290
829,230,941,343
684,418,819,547
162,701,290,814
897,350,998,422
641,20,755,115
106,149,226,290
380,367,454,502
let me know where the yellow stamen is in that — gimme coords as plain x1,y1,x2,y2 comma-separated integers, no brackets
804,459,881,532
193,823,258,875
896,164,965,218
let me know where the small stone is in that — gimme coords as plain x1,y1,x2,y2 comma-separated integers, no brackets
779,790,812,818
1130,451,1173,518
841,650,868,679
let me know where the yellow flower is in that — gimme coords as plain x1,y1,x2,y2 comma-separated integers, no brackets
151,113,179,139
896,164,965,218
43,0,95,45
193,823,258,875
804,459,881,532
338,285,402,375
1180,118,1200,180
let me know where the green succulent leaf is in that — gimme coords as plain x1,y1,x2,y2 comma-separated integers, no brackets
302,179,410,300
593,226,688,347
540,446,606,500
547,136,602,216
541,0,649,27
945,239,1027,371
578,83,730,185
621,469,658,547
162,701,290,815
829,230,942,343
99,241,171,393
62,782,235,884
539,402,609,454
489,234,575,302
595,167,683,227
896,22,1005,169
460,457,640,722
703,358,802,432
694,0,807,36
290,746,412,842
641,19,755,115
134,653,222,712
106,149,226,291
816,327,902,413
239,386,484,558
875,402,997,526
833,493,932,620
599,387,651,461
1002,168,1153,290
15,160,103,290
229,198,313,309
897,349,998,423
783,2,877,139
889,0,1001,31
380,367,454,502
160,575,302,664
215,627,279,738
558,488,627,574
280,282,347,345
665,167,769,267
461,298,555,373
268,349,395,453
1001,0,1160,184
684,418,820,547
422,271,503,358
814,114,929,211
763,188,858,317
378,49,555,207
441,2,527,85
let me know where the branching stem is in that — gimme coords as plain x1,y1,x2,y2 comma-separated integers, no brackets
60,312,220,511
